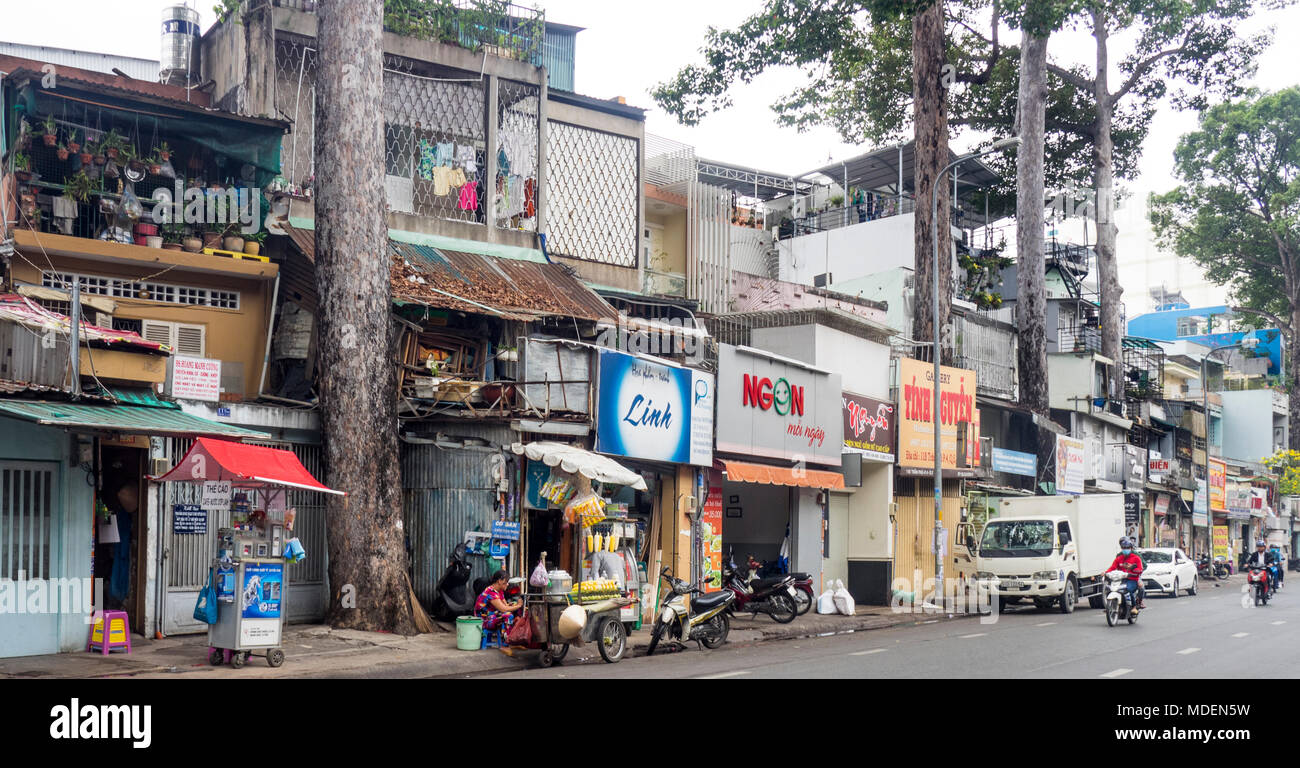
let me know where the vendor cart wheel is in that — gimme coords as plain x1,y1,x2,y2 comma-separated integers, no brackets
597,616,627,663
267,648,285,668
209,648,224,666
538,650,554,668
230,651,245,669
552,643,569,662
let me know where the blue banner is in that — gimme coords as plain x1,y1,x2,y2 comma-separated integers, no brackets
172,504,207,535
595,349,713,466
241,563,283,620
992,447,1037,477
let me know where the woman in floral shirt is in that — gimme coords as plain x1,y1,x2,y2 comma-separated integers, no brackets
474,570,522,635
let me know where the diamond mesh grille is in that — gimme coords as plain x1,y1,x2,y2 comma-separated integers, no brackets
274,34,318,188
546,122,638,267
494,79,539,231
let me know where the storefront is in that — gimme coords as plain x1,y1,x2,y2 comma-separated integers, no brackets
839,391,896,604
714,344,844,592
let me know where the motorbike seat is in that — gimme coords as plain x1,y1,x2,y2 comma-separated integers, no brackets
787,572,811,582
751,576,789,590
692,591,732,611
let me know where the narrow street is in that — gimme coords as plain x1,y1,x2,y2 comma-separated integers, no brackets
475,576,1300,679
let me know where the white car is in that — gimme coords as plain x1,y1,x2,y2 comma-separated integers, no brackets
1136,548,1198,597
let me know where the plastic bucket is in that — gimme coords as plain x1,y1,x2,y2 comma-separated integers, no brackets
455,616,483,651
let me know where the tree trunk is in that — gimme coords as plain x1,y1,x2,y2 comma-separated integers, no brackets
911,0,952,366
315,0,418,634
1016,33,1050,418
1291,309,1300,451
1092,7,1124,400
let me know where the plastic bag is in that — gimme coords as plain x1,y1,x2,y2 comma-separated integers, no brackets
529,555,549,588
832,579,856,616
193,570,219,624
816,584,837,614
506,613,533,645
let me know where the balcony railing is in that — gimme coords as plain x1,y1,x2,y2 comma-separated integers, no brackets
779,195,916,240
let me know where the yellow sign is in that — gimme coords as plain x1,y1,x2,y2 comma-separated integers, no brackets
1213,525,1230,560
1209,459,1227,512
897,358,978,471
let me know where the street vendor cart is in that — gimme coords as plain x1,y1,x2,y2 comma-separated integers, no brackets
510,442,646,667
153,437,344,669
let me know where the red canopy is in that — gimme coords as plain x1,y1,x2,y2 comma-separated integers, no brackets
153,437,344,495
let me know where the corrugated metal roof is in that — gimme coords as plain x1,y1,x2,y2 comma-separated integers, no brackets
282,224,617,322
0,55,211,109
0,399,269,439
0,43,159,81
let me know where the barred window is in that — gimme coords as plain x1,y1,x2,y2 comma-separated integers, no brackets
41,272,240,311
546,121,639,267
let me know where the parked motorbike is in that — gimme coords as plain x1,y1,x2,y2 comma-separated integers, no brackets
431,543,491,620
1213,555,1232,579
724,554,798,623
646,567,735,656
1247,565,1271,606
1196,554,1216,582
745,553,813,615
1103,570,1140,626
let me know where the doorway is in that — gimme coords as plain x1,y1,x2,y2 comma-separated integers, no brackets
97,444,147,635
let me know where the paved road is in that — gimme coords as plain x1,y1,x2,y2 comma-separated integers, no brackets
471,574,1299,679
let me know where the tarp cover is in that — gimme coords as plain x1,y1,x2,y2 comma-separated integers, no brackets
154,437,343,495
511,441,647,490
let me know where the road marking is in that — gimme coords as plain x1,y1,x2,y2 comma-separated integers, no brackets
1176,647,1200,655
960,633,987,639
1272,621,1287,626
1036,622,1056,627
1100,668,1133,678
1232,632,1250,638
921,620,938,624
850,649,886,657
698,670,750,679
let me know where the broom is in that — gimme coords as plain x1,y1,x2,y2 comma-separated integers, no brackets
404,571,437,634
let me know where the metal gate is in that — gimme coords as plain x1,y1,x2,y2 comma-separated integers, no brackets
161,439,327,634
0,461,61,656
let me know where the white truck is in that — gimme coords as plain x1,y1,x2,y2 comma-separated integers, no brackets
970,494,1126,613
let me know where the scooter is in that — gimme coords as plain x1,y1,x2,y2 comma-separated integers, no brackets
1267,563,1282,597
1213,555,1232,579
723,555,798,624
1103,570,1139,626
431,543,491,619
646,567,735,656
1247,565,1270,606
1197,554,1216,582
745,553,814,615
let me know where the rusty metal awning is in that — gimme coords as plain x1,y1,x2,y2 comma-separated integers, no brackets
282,224,618,322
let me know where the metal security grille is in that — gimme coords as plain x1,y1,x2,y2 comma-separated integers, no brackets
274,33,317,189
382,57,487,224
494,79,539,232
547,121,638,267
0,463,56,581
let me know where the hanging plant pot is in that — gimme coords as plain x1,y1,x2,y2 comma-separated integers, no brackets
105,147,119,160
79,152,93,165
94,154,106,166
68,141,81,154
56,148,69,161
149,164,162,176
43,133,57,147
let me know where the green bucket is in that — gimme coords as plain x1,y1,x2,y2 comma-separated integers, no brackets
455,616,483,651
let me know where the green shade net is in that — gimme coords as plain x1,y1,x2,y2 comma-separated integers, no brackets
13,82,283,188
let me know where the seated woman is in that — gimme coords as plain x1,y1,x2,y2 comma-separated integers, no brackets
474,569,523,636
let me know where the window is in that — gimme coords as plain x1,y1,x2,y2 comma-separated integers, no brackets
141,320,206,357
1176,316,1205,337
1058,521,1072,546
42,272,239,311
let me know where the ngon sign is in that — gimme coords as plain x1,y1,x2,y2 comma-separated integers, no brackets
741,374,805,417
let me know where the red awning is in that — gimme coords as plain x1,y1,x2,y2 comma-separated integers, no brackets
153,437,343,495
717,459,845,489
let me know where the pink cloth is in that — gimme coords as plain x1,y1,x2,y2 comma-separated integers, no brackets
458,181,478,211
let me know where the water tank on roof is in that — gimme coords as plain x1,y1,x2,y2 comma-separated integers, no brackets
160,5,201,87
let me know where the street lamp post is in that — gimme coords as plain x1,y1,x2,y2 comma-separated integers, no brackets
929,137,1021,605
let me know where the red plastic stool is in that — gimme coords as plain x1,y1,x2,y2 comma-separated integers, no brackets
87,610,132,654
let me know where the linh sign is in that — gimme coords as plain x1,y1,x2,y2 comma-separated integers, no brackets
595,348,714,466
716,344,842,466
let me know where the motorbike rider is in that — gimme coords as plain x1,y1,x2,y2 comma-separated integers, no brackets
1269,545,1285,589
1245,540,1278,592
1108,537,1146,611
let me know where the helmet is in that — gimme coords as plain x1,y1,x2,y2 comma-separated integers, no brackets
1119,537,1133,549
1257,540,1267,548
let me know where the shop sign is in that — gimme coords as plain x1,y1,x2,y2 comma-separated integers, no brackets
172,504,207,535
1124,445,1146,491
841,391,895,461
716,344,843,466
168,355,222,402
240,562,283,647
490,521,520,540
896,357,979,472
1209,459,1227,512
1213,526,1230,560
1154,493,1170,517
1055,435,1086,495
595,348,713,466
701,471,723,592
201,481,232,513
1149,458,1170,473
991,448,1037,478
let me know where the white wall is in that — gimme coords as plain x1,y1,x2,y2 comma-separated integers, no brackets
750,324,892,401
847,461,894,561
834,267,912,338
781,213,957,292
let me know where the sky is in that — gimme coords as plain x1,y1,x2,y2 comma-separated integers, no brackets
4,0,1299,312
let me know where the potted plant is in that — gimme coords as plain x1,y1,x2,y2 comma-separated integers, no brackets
156,141,171,163
221,222,245,253
12,152,33,183
182,227,204,253
42,115,58,146
242,229,266,256
102,129,122,160
67,130,81,155
163,223,186,251
65,169,94,204
148,150,163,176
200,224,222,250
79,142,94,166
56,143,70,161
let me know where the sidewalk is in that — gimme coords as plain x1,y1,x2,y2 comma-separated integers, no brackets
0,604,976,679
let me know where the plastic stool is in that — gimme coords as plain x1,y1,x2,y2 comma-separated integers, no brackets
87,610,132,655
481,625,505,650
